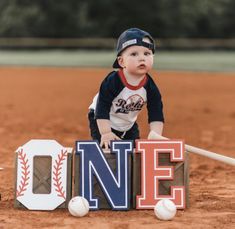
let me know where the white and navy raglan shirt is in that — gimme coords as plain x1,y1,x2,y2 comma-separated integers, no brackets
89,70,164,132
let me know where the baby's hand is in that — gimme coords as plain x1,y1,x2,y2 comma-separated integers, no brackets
100,132,121,149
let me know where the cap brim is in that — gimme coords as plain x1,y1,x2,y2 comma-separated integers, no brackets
112,58,121,68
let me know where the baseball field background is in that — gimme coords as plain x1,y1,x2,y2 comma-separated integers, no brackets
0,50,234,228
0,0,235,227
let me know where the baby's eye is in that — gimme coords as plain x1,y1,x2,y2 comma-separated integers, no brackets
130,52,138,56
144,51,151,56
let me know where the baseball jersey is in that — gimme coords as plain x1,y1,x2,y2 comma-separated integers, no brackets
89,70,164,132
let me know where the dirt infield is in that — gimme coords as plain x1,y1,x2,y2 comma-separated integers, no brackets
0,67,234,228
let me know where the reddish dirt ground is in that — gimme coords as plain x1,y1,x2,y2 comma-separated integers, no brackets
0,67,234,228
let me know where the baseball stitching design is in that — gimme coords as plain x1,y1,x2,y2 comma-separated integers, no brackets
16,149,30,197
53,150,67,200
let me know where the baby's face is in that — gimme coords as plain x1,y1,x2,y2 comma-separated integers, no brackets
118,38,154,76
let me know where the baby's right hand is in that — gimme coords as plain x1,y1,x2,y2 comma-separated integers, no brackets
100,132,121,150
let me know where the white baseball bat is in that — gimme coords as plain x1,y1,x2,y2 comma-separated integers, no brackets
148,131,235,167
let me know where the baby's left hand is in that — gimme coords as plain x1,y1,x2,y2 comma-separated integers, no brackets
100,132,121,149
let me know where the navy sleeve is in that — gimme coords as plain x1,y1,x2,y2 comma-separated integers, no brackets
95,71,124,119
146,76,164,123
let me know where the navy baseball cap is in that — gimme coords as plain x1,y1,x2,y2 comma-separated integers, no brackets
113,28,155,68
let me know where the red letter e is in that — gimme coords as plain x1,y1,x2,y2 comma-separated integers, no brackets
135,140,185,209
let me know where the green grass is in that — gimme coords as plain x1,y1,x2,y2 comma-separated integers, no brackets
0,50,235,72
155,51,235,72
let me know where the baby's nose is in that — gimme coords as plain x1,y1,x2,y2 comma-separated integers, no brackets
139,56,146,61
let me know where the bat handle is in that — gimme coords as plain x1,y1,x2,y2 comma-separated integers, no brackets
185,144,235,166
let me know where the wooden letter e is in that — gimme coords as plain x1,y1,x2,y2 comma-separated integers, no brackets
135,140,185,209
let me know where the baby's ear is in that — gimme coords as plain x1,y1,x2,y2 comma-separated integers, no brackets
117,56,124,68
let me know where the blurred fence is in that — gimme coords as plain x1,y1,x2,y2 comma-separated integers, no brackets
158,39,235,50
0,38,115,49
1,38,235,50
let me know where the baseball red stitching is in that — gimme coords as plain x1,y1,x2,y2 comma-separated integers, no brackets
53,150,67,200
16,149,30,197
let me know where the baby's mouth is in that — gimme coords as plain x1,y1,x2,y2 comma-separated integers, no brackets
138,64,146,68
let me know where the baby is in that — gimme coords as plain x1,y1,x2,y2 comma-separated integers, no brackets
88,28,164,149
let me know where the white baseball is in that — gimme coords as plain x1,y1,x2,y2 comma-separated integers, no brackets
154,199,177,220
68,196,90,217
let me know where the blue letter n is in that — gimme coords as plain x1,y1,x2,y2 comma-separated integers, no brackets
76,141,133,210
